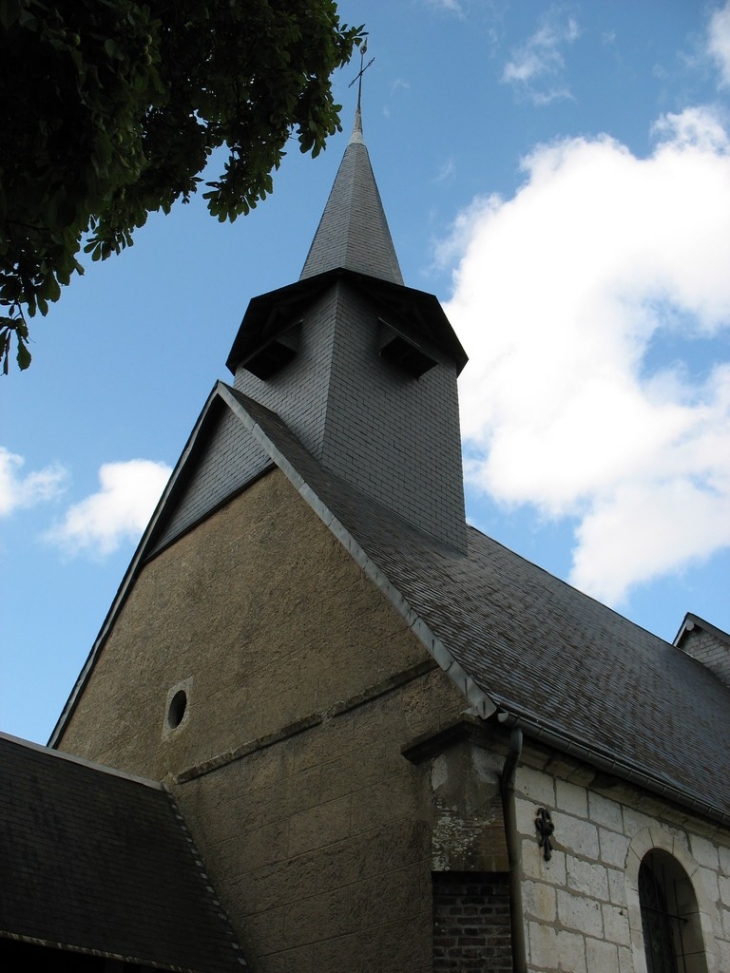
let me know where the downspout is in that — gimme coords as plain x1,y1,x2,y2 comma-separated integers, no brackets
501,727,527,973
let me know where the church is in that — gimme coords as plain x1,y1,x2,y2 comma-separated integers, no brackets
2,108,730,973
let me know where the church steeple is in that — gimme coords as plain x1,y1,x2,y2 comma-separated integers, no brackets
299,108,403,284
228,107,468,551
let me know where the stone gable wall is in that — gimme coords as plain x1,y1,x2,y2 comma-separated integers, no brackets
59,468,456,779
57,467,471,973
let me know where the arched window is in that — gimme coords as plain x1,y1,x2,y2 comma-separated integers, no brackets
639,849,708,973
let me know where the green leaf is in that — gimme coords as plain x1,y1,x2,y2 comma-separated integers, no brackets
16,337,31,370
0,0,361,371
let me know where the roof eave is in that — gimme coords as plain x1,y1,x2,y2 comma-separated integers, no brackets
226,268,468,376
496,707,730,829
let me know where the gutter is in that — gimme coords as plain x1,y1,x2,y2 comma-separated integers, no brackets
497,709,730,830
500,727,527,973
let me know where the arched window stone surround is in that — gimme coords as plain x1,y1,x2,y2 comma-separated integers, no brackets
624,826,719,973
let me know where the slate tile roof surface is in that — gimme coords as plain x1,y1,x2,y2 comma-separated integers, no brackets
233,389,730,824
0,734,247,972
299,108,403,285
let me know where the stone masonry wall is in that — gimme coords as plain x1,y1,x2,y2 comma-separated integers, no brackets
57,466,471,972
59,467,465,779
513,749,730,973
176,668,467,973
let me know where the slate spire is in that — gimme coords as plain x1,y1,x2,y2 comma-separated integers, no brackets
300,108,404,284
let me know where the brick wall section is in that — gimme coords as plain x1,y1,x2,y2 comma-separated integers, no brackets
433,872,512,973
149,404,272,556
678,626,730,688
235,280,466,550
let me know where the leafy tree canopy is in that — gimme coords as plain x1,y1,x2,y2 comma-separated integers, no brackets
0,0,362,370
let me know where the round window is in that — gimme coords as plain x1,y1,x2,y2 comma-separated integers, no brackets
167,689,187,729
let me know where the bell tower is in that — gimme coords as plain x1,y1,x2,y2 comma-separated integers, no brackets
227,110,469,551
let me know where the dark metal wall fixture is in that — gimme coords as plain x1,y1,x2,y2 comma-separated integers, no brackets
535,807,555,861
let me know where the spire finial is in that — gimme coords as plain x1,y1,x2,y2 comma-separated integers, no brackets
348,37,374,113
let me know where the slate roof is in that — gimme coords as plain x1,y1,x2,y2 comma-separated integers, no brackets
299,108,403,284
221,387,730,828
0,733,247,972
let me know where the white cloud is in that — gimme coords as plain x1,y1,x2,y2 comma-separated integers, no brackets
708,1,730,86
439,106,730,605
435,158,456,183
501,10,579,104
46,459,171,557
390,78,411,94
424,0,464,14
0,447,66,516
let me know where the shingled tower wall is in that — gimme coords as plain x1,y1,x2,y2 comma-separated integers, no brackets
230,110,468,551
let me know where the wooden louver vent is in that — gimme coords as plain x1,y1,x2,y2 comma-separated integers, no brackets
243,322,301,380
378,319,437,379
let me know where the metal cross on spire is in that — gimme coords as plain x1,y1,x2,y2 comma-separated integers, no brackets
348,37,374,111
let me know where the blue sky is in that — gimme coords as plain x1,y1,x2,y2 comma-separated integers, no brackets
3,1,730,744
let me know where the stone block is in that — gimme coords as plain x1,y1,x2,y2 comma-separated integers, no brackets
516,795,540,837
261,944,313,973
228,818,289,871
691,833,720,870
560,816,599,859
284,888,352,949
718,934,730,972
555,929,586,973
602,903,631,945
599,828,630,868
246,906,286,956
719,874,730,907
232,860,291,916
381,912,431,972
347,864,423,930
528,921,558,969
556,778,588,819
567,856,608,900
523,880,557,922
585,937,619,972
350,776,418,838
557,890,604,938
287,795,351,858
697,866,720,904
517,765,556,806
526,848,567,890
283,831,385,905
618,944,634,973
308,930,383,973
588,791,624,833
607,867,628,907
621,806,655,838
